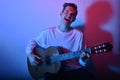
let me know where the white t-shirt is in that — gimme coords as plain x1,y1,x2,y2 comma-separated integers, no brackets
35,26,83,70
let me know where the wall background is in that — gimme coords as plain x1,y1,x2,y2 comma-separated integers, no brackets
0,0,119,79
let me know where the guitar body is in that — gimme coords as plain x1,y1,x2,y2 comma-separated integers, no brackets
27,46,61,79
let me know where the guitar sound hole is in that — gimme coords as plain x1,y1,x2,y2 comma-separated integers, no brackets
45,56,51,65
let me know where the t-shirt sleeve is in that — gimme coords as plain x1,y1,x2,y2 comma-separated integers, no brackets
35,31,47,48
79,31,83,50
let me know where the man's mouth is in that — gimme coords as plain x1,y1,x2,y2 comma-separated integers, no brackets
64,18,70,22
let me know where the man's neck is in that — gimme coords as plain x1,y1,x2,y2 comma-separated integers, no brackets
58,24,71,32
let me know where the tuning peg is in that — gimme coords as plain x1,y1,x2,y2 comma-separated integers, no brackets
98,46,101,48
99,50,102,53
94,46,97,49
102,44,106,47
95,50,98,53
103,49,107,52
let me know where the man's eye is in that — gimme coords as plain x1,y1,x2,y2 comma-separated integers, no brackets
64,10,69,13
71,13,75,16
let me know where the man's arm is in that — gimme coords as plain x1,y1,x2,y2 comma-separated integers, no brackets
26,39,43,66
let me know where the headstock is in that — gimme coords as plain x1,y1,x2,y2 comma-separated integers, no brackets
91,42,113,54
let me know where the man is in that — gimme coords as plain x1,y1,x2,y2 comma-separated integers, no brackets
26,3,95,80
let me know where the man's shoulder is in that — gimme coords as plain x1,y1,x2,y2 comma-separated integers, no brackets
48,26,57,30
41,26,57,34
40,26,54,31
72,28,83,34
44,26,57,31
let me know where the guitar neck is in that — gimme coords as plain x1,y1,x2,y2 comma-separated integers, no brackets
38,42,112,64
50,50,89,63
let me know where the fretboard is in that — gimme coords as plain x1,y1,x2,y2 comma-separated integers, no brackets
50,50,85,63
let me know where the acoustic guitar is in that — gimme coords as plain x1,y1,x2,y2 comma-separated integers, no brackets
27,42,113,79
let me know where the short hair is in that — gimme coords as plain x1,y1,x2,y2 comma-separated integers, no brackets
62,3,78,15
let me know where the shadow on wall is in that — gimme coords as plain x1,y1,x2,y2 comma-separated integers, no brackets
71,18,85,32
84,1,120,80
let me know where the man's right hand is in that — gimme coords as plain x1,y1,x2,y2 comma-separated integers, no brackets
26,39,43,66
28,53,43,66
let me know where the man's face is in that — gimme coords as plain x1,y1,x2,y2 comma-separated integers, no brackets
60,6,77,26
